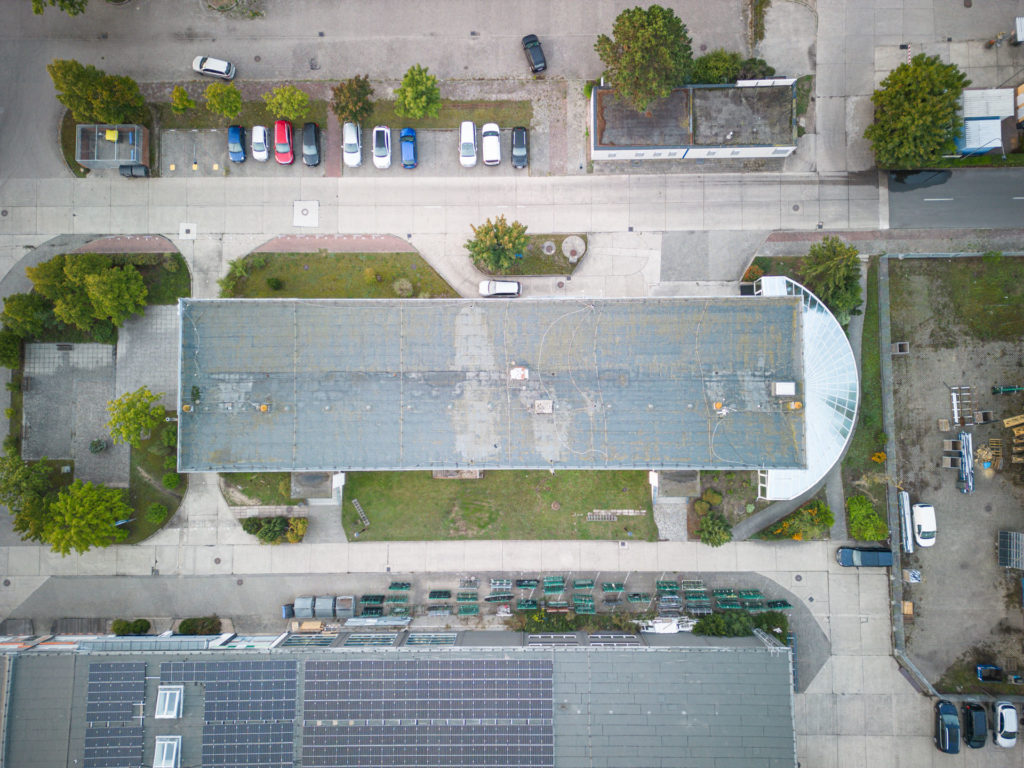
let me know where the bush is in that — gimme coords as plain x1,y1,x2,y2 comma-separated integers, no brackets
130,618,150,634
163,455,177,470
285,517,308,543
112,618,151,635
177,615,221,635
266,277,284,291
145,503,168,524
764,499,834,540
752,611,788,639
392,278,413,298
241,517,264,535
847,495,889,541
161,472,180,490
738,57,775,80
696,512,732,547
702,488,723,506
693,499,711,516
0,329,21,369
89,439,106,454
742,264,764,282
693,611,752,636
256,516,289,544
161,424,177,448
690,49,742,84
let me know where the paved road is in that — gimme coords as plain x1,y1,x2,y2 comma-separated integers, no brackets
889,168,1024,229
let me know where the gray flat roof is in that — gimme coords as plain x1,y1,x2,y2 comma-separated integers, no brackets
178,298,804,472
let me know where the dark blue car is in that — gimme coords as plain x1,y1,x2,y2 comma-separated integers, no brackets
835,547,893,567
227,125,245,163
400,127,417,169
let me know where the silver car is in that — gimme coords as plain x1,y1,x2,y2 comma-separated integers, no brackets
191,56,235,80
479,280,521,298
343,122,362,168
250,125,269,162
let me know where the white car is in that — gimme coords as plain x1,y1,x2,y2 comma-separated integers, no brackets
911,503,936,548
372,125,391,169
250,125,269,162
191,56,235,80
481,123,501,166
994,701,1018,748
459,121,477,168
342,122,362,168
479,280,521,298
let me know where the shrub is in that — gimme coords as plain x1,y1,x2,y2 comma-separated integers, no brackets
266,277,284,291
690,49,742,84
392,278,414,298
285,517,308,543
738,57,775,80
693,611,752,636
256,516,289,544
145,503,168,524
3,408,13,419
696,512,732,547
241,517,264,535
130,618,151,634
765,499,834,540
111,619,131,635
693,499,711,516
753,611,788,639
702,488,723,506
0,329,21,369
161,424,177,448
161,472,180,490
847,495,889,541
177,615,221,635
89,439,106,454
742,264,764,282
163,455,177,470
753,256,772,272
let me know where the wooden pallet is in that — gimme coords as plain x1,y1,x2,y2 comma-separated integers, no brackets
1005,414,1024,429
990,439,1003,471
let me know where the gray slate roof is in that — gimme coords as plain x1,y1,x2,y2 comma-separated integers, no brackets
178,298,804,472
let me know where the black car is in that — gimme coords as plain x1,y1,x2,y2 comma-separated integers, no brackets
962,702,987,749
511,126,528,169
934,700,960,754
889,170,951,191
118,164,150,178
301,122,320,167
522,34,546,73
835,547,893,567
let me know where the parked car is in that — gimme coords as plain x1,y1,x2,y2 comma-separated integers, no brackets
521,34,546,73
227,125,245,163
459,121,477,168
911,503,936,547
511,126,528,169
342,122,362,168
994,701,1018,748
192,56,235,80
961,703,987,749
302,122,320,167
934,700,960,754
372,125,391,169
250,125,269,162
118,164,150,178
835,547,893,567
889,170,951,190
274,120,294,165
400,128,417,169
479,280,522,298
481,123,501,166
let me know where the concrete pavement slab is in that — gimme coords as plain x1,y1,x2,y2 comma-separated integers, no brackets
741,204,782,230
374,205,415,235
148,179,188,207
270,544,311,574
859,616,892,655
803,657,834,694
731,543,778,572
194,546,232,575
588,180,625,206
816,64,847,100
36,207,73,233
109,181,146,208
831,654,864,695
665,180,703,204
828,572,862,615
844,34,876,67
628,203,666,232
386,542,428,572
663,205,704,230
420,541,465,572
475,181,514,207
185,205,226,234
260,204,298,234
627,176,667,204
443,205,481,234
411,178,448,206
556,204,591,232
35,178,74,206
444,182,482,206
231,545,273,574
796,735,836,768
39,549,83,576
861,656,902,694
109,206,149,233
223,206,264,234
693,543,738,571
858,572,891,615
829,615,866,654
896,738,937,768
73,208,111,233
463,542,504,573
299,178,339,203
186,179,227,207
862,735,894,768
73,179,111,208
148,205,188,234
497,541,539,571
819,199,850,229
514,205,555,233
1,180,37,207
835,735,865,767
795,692,838,734
701,205,743,230
228,178,266,202
263,178,302,204
651,541,696,571
589,204,629,231
411,205,446,234
307,543,346,574
902,8,935,39
540,540,580,571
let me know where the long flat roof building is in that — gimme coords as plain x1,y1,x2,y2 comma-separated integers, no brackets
178,297,805,474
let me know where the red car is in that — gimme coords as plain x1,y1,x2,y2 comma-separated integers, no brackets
274,120,294,165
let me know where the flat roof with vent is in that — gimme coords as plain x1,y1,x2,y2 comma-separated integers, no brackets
177,297,804,472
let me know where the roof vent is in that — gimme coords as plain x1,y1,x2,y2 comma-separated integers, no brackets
534,400,553,414
771,381,797,397
510,367,529,381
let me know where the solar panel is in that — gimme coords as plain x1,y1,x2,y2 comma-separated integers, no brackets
203,722,294,768
85,662,145,722
159,660,298,722
83,726,144,768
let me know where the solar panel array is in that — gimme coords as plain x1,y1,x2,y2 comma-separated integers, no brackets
303,659,553,768
83,726,144,768
204,721,294,768
86,662,145,721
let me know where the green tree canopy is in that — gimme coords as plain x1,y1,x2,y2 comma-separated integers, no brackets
107,386,165,448
690,49,742,84
46,59,146,123
695,511,732,547
847,495,889,541
204,82,243,119
1,293,55,339
25,254,144,335
44,480,129,556
84,267,148,325
801,236,862,325
464,216,529,273
90,74,146,124
330,75,374,123
261,85,311,121
32,0,87,15
0,330,22,369
864,53,970,168
394,65,441,120
170,85,196,115
0,448,55,544
594,4,693,112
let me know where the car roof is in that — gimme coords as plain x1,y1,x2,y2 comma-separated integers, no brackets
460,121,475,136
912,504,936,524
400,127,415,137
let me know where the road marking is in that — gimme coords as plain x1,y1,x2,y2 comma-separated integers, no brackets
1013,197,1024,200
922,198,954,202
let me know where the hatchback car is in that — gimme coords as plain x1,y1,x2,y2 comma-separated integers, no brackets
912,503,936,548
481,123,501,166
521,34,546,73
835,547,893,567
250,125,269,162
192,56,235,80
459,121,477,168
961,703,987,749
274,120,294,165
479,280,522,298
400,128,417,169
342,122,362,168
511,126,528,169
994,701,1018,748
301,122,320,167
227,125,245,163
372,125,391,169
934,700,960,754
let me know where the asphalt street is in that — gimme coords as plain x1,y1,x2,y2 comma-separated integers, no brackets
888,168,1024,229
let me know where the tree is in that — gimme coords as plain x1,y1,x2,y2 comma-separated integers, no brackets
0,448,54,543
394,64,441,120
32,0,88,15
26,253,111,333
0,330,22,369
847,495,889,541
464,216,529,273
90,74,146,124
170,85,196,115
204,82,243,119
47,60,146,124
84,267,148,325
44,480,129,556
330,75,374,124
738,57,776,80
1,293,54,339
864,53,970,169
594,4,693,112
690,49,742,84
261,85,310,121
801,236,862,324
696,512,732,547
107,386,164,448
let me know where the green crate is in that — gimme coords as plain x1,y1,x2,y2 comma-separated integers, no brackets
628,593,652,603
360,594,385,605
456,592,478,602
458,604,479,616
656,580,679,593
517,599,538,611
575,605,596,615
738,590,764,600
385,595,408,604
572,579,594,590
388,582,412,591
766,600,792,610
680,580,704,590
428,590,452,600
601,583,625,593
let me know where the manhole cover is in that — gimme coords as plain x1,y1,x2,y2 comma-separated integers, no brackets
542,240,556,256
2,580,9,587
551,502,561,511
214,557,221,564
237,579,244,585
794,574,802,581
562,235,586,263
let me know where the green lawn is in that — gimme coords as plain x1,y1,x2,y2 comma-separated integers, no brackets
154,99,329,132
223,252,457,299
342,470,657,541
124,417,186,545
936,253,1024,341
368,100,533,132
220,472,300,506
60,110,89,178
478,235,587,277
